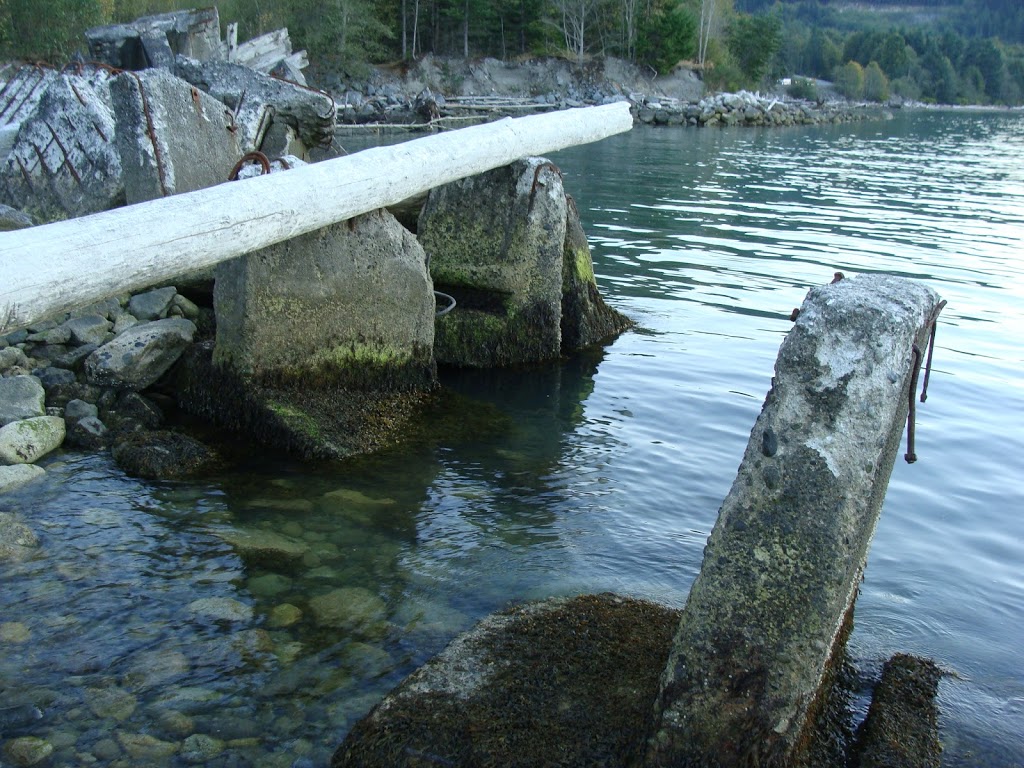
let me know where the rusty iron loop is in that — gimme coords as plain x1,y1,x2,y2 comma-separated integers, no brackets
921,299,947,402
228,151,272,181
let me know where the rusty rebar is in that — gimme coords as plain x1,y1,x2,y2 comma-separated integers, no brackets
905,343,922,463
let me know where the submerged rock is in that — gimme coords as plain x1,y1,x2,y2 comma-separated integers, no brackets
111,429,216,479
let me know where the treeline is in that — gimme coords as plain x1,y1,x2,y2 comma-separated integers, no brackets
1,0,1022,105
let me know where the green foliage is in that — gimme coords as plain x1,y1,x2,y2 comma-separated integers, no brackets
833,59,864,99
726,11,780,84
0,0,108,61
637,3,698,74
805,27,841,79
862,60,890,101
786,75,818,100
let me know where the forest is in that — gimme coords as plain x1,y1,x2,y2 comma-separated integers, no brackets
1,0,1023,105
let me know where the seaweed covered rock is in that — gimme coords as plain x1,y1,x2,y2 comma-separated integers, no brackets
111,429,217,479
332,593,680,768
855,654,943,768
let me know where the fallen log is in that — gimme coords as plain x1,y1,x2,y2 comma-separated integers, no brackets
0,101,632,334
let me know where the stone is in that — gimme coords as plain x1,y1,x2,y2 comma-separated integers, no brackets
214,527,309,569
0,70,123,223
247,573,292,597
0,204,33,231
267,603,302,628
111,430,216,479
3,736,53,766
307,587,386,633
63,314,113,346
106,390,164,429
85,317,197,390
180,733,225,764
87,686,138,721
113,313,140,334
123,648,191,691
116,731,179,761
187,597,254,622
86,8,223,69
0,512,40,563
0,375,45,426
0,346,29,372
111,68,242,204
64,398,99,423
0,415,65,464
419,157,567,367
72,296,123,321
128,287,178,322
50,342,99,371
0,621,31,643
0,464,45,495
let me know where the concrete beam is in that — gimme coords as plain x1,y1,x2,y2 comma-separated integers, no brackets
646,274,944,766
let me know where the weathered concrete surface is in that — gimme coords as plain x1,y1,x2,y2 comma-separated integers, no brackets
332,594,681,768
645,274,943,767
855,654,943,768
0,65,58,130
174,57,336,153
86,8,223,71
419,157,569,367
111,69,241,203
213,208,434,387
180,208,437,460
561,195,634,349
0,72,122,222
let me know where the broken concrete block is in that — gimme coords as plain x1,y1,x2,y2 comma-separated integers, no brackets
0,72,123,222
418,157,568,367
175,57,335,152
0,65,58,131
85,8,224,71
111,68,241,203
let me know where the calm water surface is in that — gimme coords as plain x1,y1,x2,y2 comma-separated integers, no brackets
2,112,1022,766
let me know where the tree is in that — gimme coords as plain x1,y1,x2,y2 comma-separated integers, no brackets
548,0,607,60
863,60,890,101
726,11,780,85
637,2,697,73
289,0,393,67
806,27,840,79
833,60,864,99
696,0,732,70
0,0,108,61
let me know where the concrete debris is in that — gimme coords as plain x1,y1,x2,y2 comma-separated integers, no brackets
227,25,309,85
0,70,122,222
175,56,336,152
110,68,241,203
0,65,58,131
85,8,224,71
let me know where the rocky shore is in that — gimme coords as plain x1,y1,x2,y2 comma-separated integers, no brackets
313,54,883,131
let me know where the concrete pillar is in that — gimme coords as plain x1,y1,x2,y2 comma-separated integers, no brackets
646,274,944,767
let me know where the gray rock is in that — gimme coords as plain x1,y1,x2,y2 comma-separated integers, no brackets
113,313,140,335
63,315,113,346
307,587,386,633
0,465,45,495
171,293,201,320
128,287,178,322
187,597,253,622
214,527,309,569
0,347,29,372
0,375,45,426
0,204,33,231
85,317,197,391
0,510,41,561
66,416,109,450
0,415,65,464
180,733,224,763
71,296,123,321
63,399,99,423
2,735,53,766
111,430,215,479
27,325,71,345
50,342,99,371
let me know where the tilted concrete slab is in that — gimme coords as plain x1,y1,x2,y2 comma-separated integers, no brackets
85,8,223,71
646,274,943,766
330,274,944,767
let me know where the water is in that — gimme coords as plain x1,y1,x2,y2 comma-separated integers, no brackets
2,111,1022,766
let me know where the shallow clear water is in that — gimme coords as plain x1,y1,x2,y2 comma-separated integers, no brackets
2,111,1022,766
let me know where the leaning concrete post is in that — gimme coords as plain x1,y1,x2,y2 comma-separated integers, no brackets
646,275,943,767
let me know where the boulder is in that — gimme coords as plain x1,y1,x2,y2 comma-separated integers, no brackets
66,416,110,450
0,347,29,373
128,286,178,321
62,314,113,346
0,415,65,464
0,204,33,231
0,375,45,426
85,317,196,391
308,587,387,634
111,69,242,203
213,526,309,569
0,71,123,223
0,465,45,495
111,430,216,479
